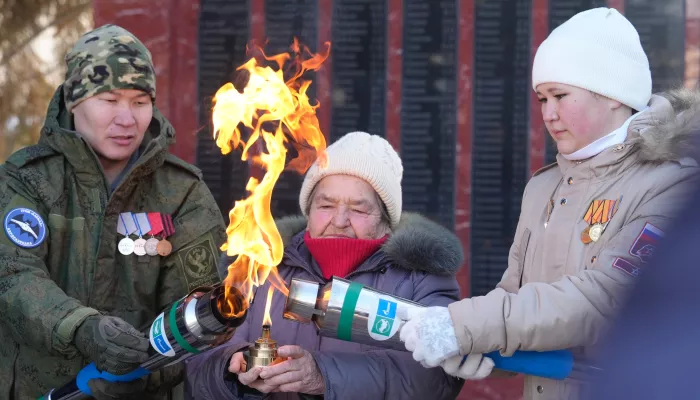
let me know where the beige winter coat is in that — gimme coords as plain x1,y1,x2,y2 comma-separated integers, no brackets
449,90,700,399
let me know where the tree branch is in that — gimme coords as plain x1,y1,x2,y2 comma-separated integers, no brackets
0,1,91,67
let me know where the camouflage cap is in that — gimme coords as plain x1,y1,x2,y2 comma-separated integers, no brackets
63,24,156,111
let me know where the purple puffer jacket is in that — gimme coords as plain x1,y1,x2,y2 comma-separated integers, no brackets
185,213,465,400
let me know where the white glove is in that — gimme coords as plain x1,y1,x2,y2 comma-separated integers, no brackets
399,306,460,367
441,354,494,380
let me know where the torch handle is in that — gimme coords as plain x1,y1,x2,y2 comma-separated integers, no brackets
76,363,151,395
37,364,151,400
477,349,574,380
40,284,249,400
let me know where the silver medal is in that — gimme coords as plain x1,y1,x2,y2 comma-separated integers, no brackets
589,223,604,242
134,238,147,256
118,237,135,255
145,238,160,256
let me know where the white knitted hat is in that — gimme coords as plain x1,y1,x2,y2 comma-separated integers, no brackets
299,131,403,228
532,7,652,111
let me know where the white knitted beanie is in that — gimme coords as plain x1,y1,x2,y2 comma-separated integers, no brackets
532,7,651,111
299,131,403,228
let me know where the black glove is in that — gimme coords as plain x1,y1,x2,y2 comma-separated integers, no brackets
74,315,150,375
88,377,148,400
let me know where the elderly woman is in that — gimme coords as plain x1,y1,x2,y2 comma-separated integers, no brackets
185,131,464,399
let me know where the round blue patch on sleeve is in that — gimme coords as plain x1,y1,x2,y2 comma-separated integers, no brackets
4,208,47,248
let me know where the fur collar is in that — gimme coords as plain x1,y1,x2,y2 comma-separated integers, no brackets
631,89,700,162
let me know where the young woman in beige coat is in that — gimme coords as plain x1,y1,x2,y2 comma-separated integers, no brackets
400,7,700,400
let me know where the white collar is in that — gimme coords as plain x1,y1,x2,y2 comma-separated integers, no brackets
562,108,647,161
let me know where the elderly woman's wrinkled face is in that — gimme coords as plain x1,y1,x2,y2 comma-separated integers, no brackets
307,175,390,240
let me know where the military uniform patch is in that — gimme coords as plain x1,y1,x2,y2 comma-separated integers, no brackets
177,236,219,290
184,246,214,279
630,222,664,263
4,208,47,248
613,257,641,277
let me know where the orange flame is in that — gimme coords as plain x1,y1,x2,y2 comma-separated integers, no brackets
212,38,331,316
262,286,274,326
322,289,331,303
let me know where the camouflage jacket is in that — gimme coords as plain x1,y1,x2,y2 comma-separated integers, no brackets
0,87,226,399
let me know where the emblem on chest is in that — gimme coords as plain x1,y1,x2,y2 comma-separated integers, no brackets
580,198,622,244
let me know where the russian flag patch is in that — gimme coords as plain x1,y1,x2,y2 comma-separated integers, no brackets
629,222,664,264
613,257,641,277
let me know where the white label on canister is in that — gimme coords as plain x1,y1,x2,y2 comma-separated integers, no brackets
366,293,402,341
150,312,176,356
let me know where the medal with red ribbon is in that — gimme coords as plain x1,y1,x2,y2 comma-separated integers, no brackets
157,214,174,256
146,212,163,256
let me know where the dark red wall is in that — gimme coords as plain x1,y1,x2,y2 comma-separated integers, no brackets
94,0,200,164
92,0,524,397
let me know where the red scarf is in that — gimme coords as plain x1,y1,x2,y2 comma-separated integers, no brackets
304,231,389,279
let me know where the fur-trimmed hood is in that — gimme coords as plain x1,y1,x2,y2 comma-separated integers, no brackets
276,212,464,276
630,88,700,162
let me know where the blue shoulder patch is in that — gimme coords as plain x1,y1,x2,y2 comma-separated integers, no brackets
4,208,47,248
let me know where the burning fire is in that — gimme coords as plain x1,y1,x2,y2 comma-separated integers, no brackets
321,289,331,304
212,39,331,317
263,286,274,326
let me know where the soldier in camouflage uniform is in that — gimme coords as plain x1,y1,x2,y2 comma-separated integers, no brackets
0,25,226,399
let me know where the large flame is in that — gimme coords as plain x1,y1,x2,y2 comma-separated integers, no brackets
212,39,330,316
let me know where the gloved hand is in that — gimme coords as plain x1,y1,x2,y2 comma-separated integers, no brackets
88,377,148,400
399,306,460,367
441,354,494,380
145,362,185,396
87,365,183,400
73,315,150,376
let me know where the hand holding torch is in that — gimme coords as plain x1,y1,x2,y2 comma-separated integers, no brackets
41,284,247,400
283,277,601,381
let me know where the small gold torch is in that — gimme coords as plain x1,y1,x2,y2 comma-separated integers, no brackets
243,287,279,371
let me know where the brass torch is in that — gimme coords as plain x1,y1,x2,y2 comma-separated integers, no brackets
243,324,279,371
